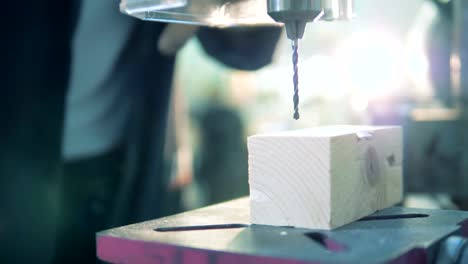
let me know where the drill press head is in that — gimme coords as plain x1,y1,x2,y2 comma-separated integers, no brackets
267,0,324,40
267,0,355,40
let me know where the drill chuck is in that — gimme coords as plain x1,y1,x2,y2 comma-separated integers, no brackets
267,0,323,39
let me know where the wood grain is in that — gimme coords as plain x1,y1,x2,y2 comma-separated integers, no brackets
248,126,403,230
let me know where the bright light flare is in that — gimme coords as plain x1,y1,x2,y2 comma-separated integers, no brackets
335,31,406,97
350,94,369,112
300,55,345,99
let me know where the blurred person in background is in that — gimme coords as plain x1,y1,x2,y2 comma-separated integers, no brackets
194,102,249,204
0,1,281,263
173,43,263,209
427,0,453,106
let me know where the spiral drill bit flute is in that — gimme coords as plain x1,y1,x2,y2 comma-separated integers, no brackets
292,39,300,120
267,0,324,119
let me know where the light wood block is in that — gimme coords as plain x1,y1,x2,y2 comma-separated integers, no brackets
248,126,403,230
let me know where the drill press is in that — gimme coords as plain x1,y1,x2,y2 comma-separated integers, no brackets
120,0,354,119
100,2,468,263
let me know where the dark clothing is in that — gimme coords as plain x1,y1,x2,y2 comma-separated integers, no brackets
195,104,249,204
54,146,124,264
54,21,175,264
0,2,281,263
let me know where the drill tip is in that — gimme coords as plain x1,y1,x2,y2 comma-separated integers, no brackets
294,111,300,120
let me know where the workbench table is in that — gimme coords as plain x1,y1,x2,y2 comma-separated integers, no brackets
97,197,468,264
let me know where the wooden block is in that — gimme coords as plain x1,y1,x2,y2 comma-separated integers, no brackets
247,126,403,230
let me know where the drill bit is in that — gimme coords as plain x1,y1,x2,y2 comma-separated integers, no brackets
292,39,300,120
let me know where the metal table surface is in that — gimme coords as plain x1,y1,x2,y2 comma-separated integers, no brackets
97,197,468,264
